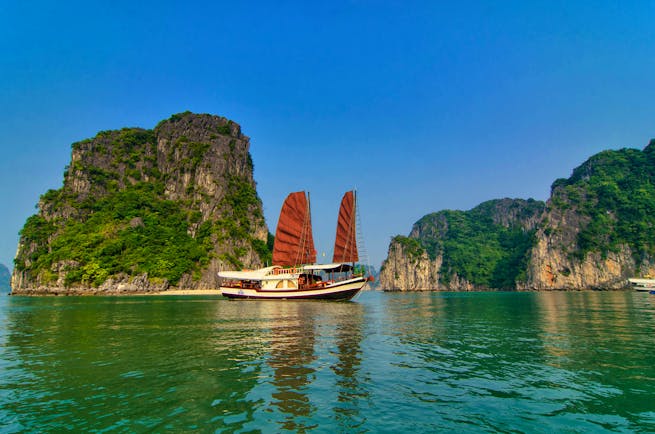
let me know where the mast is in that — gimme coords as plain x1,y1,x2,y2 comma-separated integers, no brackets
332,190,359,264
272,191,316,266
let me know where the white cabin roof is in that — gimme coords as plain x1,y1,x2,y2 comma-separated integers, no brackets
303,263,353,272
218,266,281,280
218,263,354,281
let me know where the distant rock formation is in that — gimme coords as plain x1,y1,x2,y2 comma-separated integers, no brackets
361,265,380,289
380,199,544,290
0,263,10,293
381,139,655,290
12,112,270,294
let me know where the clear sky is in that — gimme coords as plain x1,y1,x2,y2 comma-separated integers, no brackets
1,1,654,270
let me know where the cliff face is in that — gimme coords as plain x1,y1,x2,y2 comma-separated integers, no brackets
12,112,270,294
382,140,655,291
378,237,442,290
380,199,544,290
525,142,655,289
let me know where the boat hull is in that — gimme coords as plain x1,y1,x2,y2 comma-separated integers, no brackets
220,278,366,301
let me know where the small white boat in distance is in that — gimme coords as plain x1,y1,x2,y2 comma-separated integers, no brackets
628,277,655,292
219,191,369,300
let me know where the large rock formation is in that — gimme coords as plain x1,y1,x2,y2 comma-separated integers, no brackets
12,112,270,294
381,139,655,290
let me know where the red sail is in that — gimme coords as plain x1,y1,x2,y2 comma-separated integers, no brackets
332,191,359,263
272,191,316,266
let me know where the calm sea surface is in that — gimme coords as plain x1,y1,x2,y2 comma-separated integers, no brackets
1,291,654,433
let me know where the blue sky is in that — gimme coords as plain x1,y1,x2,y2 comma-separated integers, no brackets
1,1,654,270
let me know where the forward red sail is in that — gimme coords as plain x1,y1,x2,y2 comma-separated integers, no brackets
332,191,359,263
272,191,316,266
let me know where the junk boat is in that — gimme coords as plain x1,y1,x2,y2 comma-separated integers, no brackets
219,191,369,300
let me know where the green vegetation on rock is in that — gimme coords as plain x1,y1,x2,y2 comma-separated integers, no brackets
412,199,544,289
391,235,425,260
550,141,655,262
17,183,212,286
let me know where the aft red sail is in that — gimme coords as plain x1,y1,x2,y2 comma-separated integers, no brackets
272,191,316,266
332,191,359,263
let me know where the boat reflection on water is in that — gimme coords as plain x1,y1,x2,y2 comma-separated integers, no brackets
265,302,318,431
330,303,367,431
251,300,367,431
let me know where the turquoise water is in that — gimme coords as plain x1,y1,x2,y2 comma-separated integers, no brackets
1,291,654,433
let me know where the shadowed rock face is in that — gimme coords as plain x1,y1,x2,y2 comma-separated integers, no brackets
12,112,270,294
381,139,655,291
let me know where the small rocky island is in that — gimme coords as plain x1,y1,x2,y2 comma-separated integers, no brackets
12,112,271,295
380,140,655,290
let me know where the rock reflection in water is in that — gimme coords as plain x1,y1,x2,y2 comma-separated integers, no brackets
1,296,265,432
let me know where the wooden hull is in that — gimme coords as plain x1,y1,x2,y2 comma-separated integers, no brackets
220,278,366,301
